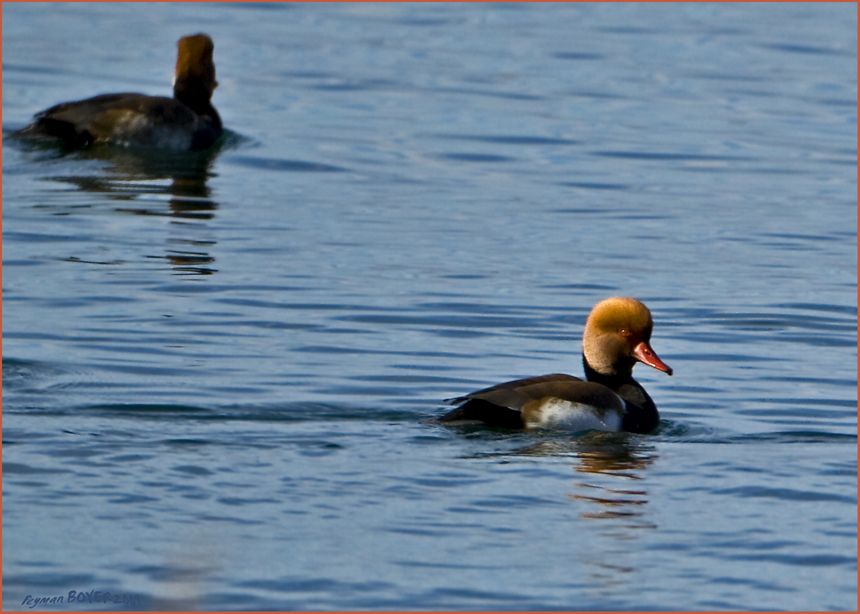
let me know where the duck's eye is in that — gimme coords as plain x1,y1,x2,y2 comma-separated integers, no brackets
619,328,631,337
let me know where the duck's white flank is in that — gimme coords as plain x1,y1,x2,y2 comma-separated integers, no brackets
524,397,624,432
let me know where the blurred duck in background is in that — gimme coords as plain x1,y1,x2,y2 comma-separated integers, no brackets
18,33,222,151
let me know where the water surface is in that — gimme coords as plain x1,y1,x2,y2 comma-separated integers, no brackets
3,2,857,611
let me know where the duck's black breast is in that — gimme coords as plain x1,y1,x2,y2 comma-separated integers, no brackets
583,363,660,434
607,380,657,433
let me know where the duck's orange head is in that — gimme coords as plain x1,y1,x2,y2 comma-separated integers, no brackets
582,297,672,377
174,33,217,99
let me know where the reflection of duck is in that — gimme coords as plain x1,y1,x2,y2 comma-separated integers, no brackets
40,142,220,276
567,436,656,532
18,34,222,150
512,434,655,476
441,298,673,433
573,435,654,477
510,434,656,525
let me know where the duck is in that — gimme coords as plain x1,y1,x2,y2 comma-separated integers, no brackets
17,34,222,150
440,297,672,434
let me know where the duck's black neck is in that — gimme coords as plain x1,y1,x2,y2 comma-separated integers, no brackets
174,82,222,131
582,354,659,433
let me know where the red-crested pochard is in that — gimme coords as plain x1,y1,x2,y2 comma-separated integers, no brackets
440,297,673,434
18,34,222,150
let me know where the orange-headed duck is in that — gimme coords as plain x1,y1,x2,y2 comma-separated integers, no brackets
440,297,673,434
18,34,222,150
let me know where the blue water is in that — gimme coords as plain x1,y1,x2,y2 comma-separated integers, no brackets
3,2,857,611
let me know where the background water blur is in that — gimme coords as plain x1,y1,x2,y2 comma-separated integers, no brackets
2,2,856,611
